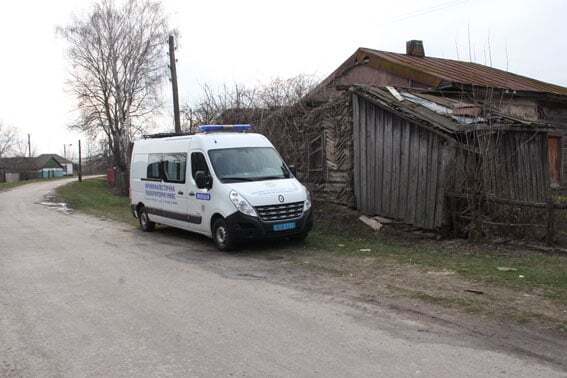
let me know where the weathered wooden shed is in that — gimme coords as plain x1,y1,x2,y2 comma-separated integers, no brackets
350,86,551,229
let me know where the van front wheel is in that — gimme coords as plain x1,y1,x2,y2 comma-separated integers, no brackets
213,218,235,251
139,206,155,232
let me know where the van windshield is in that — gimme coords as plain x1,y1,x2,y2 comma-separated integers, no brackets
208,147,291,183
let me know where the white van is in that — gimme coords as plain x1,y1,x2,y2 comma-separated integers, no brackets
129,125,313,251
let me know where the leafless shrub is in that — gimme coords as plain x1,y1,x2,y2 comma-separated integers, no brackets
256,75,317,109
182,83,257,129
182,74,318,132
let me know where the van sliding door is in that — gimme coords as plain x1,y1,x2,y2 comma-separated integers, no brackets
158,153,191,229
187,151,213,233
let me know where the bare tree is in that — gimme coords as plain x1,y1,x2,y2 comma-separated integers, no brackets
12,139,36,158
0,121,18,158
59,0,171,192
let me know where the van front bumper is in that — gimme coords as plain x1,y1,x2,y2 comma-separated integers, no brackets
225,208,313,241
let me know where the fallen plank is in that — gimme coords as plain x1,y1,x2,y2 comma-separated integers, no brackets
359,215,383,231
373,215,394,224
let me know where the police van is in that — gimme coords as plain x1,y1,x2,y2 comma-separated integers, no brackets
129,125,313,251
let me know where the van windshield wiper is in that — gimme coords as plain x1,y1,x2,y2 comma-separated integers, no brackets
254,176,286,181
222,175,286,182
221,176,256,182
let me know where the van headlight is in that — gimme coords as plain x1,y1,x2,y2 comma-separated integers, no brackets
229,190,258,217
304,190,312,211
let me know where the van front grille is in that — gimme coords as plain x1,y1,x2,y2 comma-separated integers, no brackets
255,201,304,221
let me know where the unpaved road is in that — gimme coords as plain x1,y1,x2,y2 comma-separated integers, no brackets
0,179,565,377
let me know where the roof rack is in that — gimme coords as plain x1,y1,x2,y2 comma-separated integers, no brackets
142,132,192,139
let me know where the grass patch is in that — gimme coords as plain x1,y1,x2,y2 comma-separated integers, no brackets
56,178,137,227
307,218,567,305
0,177,66,192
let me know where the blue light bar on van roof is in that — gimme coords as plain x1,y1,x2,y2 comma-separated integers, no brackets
197,124,252,133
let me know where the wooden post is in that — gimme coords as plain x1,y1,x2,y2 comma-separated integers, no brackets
78,140,82,182
449,194,458,237
545,196,556,245
168,35,181,135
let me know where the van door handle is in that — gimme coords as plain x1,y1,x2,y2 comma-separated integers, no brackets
178,191,184,195
188,191,195,196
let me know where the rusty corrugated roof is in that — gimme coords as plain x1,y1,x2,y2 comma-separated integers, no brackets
352,48,567,96
350,85,550,135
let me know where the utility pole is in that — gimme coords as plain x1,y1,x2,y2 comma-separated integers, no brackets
78,140,82,182
168,35,181,134
64,144,66,160
27,134,31,157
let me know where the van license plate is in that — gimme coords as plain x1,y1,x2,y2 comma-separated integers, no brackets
273,222,296,231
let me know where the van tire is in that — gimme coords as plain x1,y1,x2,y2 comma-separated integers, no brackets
212,218,235,251
139,206,155,232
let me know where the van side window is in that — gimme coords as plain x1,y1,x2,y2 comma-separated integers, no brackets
191,152,210,179
147,153,162,180
163,153,187,183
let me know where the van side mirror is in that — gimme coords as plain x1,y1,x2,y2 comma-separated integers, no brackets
195,171,212,189
288,165,297,177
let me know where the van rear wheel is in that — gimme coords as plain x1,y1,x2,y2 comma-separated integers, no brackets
213,218,235,251
139,206,155,232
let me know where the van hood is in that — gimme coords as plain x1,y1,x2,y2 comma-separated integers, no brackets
229,179,306,206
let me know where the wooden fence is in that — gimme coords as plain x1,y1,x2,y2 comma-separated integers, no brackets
447,192,567,245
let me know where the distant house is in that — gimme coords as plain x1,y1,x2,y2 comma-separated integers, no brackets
0,154,73,182
309,41,567,189
0,157,39,182
35,154,74,177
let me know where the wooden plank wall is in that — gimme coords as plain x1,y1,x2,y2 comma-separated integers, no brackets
452,131,550,202
491,131,548,201
561,135,567,189
353,94,449,229
244,93,354,206
305,94,354,206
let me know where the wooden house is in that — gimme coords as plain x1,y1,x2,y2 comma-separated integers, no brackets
309,41,567,190
218,42,564,229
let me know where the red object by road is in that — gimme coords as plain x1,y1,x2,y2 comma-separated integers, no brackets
107,167,117,187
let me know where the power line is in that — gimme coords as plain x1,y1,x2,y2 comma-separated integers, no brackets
391,0,469,23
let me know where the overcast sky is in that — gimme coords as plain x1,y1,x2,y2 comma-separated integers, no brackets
0,0,565,158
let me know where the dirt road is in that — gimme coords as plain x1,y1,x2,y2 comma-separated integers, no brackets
0,179,564,377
